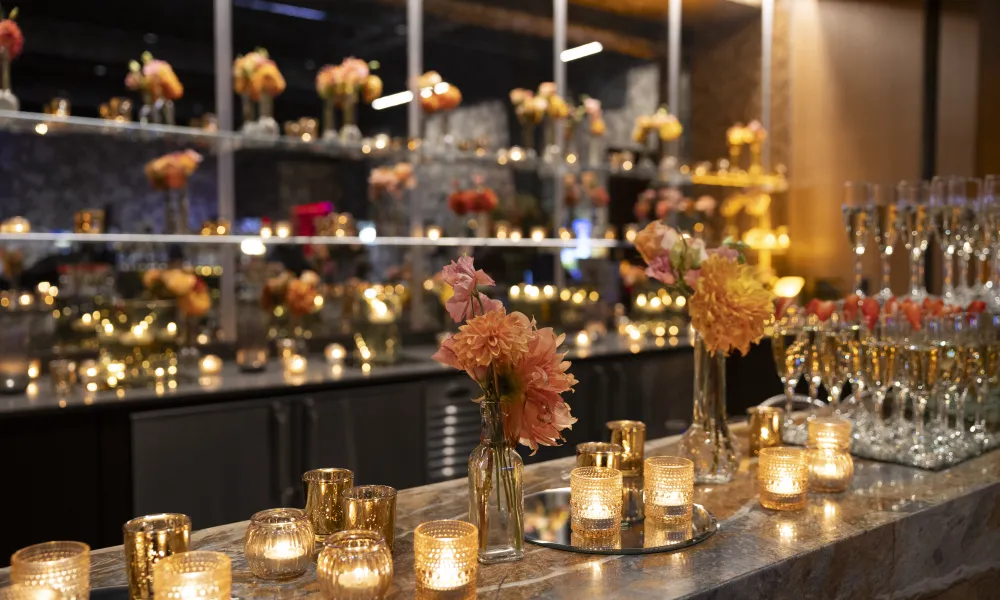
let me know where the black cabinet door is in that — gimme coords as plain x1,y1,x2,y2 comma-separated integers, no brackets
131,398,294,529
305,383,427,490
523,359,606,466
632,351,695,439
424,376,482,483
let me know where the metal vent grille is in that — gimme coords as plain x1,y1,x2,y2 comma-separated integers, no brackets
425,377,482,483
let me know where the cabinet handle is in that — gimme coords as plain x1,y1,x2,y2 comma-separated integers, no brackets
303,397,320,470
270,402,294,506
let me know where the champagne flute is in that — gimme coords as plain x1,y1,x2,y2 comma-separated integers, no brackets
953,178,980,305
969,312,997,450
930,177,959,302
772,312,807,432
818,318,846,410
804,320,825,417
843,182,871,296
928,315,972,462
900,318,940,467
978,175,998,306
872,183,898,302
860,315,899,455
897,180,931,300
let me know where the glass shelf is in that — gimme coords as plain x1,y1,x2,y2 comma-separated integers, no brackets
0,231,625,249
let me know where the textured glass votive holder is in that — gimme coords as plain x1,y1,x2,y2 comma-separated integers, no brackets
152,551,231,600
303,468,354,541
576,442,623,469
570,531,622,551
244,508,314,580
644,519,694,548
48,360,77,395
413,520,479,591
758,447,808,511
236,346,269,373
342,485,397,551
643,456,694,523
807,417,854,493
747,406,784,457
10,542,90,600
317,530,394,600
607,420,646,476
0,584,63,600
570,467,623,533
123,513,191,600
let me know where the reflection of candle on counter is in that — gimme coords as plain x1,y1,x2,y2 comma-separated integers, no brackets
0,357,30,393
199,355,222,376
285,354,307,374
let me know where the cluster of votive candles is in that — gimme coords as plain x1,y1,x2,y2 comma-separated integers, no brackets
2,465,482,600
753,411,855,511
571,420,698,536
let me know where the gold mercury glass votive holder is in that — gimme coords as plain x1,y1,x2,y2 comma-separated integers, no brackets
576,442,623,469
304,468,355,541
748,406,784,457
48,360,77,395
152,551,231,600
342,485,397,551
123,513,191,600
243,508,314,580
10,542,90,600
758,447,809,511
317,530,394,600
413,520,478,591
570,467,623,534
0,584,63,600
607,420,646,477
643,456,694,523
807,416,854,493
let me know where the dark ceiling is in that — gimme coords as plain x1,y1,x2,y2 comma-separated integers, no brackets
7,0,759,134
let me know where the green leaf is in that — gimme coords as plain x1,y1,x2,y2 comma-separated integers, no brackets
129,60,141,72
368,60,380,70
141,51,153,63
8,7,18,20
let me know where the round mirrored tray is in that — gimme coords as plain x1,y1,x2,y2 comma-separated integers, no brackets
524,487,719,555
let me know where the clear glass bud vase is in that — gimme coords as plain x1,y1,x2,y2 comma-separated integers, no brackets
468,399,524,564
678,333,740,483
0,52,19,111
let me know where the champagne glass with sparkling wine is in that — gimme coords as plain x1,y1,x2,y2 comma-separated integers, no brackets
930,177,960,303
897,180,931,300
871,184,898,302
772,311,807,433
842,182,871,296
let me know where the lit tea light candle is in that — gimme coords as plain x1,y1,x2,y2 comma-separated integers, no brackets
575,331,591,348
413,521,477,591
284,354,307,375
199,354,222,376
260,224,273,238
509,228,523,241
558,227,572,240
644,456,694,523
523,285,540,302
624,224,640,243
244,509,313,581
318,531,392,598
324,343,346,365
570,467,623,533
758,447,808,511
807,417,854,493
426,225,442,240
530,227,546,242
368,299,395,324
274,221,292,238
495,222,510,239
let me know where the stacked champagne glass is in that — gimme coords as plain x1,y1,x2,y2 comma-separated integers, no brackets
770,175,999,468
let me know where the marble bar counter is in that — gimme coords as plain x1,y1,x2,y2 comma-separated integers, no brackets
6,422,998,599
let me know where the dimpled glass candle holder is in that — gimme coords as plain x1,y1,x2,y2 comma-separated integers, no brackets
575,442,623,469
342,485,397,551
123,513,191,600
758,447,808,511
243,508,314,580
304,468,355,541
807,417,854,493
0,584,63,600
413,520,478,591
10,542,90,600
570,467,623,533
317,530,393,600
152,551,231,600
643,456,694,523
607,420,646,477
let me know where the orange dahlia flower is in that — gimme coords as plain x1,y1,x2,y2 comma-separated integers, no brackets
688,254,773,356
450,308,532,368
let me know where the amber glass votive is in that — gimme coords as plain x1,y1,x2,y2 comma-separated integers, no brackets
807,417,854,493
607,420,646,476
747,406,784,457
570,467,623,533
575,442,623,469
413,521,478,591
342,485,397,551
0,584,63,600
317,530,393,600
152,551,231,600
10,542,90,600
758,447,808,511
304,468,355,541
244,508,314,580
643,456,694,523
48,360,77,395
124,514,191,599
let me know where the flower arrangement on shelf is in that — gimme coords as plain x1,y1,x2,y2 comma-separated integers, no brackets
634,221,773,483
142,268,212,318
261,270,321,318
0,5,23,110
234,48,285,136
418,71,462,114
633,106,683,145
433,256,577,563
447,178,498,237
315,57,383,142
574,96,605,136
725,120,767,175
145,150,202,234
125,52,183,125
368,162,416,200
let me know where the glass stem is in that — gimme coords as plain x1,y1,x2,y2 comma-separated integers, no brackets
874,389,887,437
853,248,864,296
909,246,921,297
914,395,927,437
943,248,955,298
957,250,970,292
880,253,891,297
